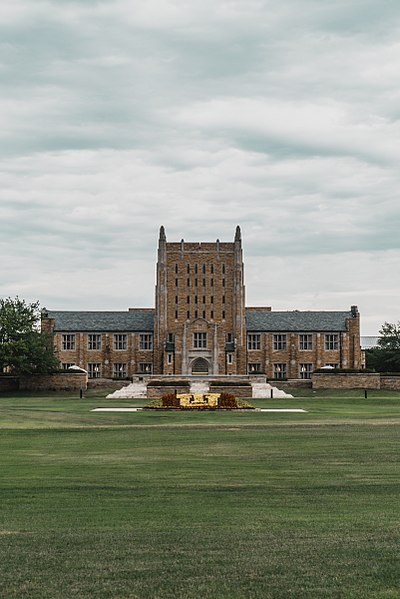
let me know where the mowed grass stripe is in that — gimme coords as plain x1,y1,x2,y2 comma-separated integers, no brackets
0,392,399,598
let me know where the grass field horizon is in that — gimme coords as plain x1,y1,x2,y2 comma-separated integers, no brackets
0,389,399,598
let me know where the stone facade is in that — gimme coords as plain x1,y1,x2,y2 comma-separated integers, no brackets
41,226,362,382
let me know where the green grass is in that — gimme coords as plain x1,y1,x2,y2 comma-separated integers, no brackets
0,390,399,598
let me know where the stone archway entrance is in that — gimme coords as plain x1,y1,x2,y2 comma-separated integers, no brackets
191,357,209,375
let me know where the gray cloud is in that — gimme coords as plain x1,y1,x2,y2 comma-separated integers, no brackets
1,0,400,333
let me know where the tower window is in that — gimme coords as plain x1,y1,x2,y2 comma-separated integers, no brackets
202,278,206,287
194,264,198,274
210,264,214,274
187,264,190,274
175,263,178,274
193,332,207,348
202,264,206,274
222,263,225,274
187,295,190,304
222,310,226,320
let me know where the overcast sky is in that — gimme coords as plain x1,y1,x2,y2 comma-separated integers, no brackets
1,1,399,334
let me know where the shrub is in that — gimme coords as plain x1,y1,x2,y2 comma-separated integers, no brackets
161,393,180,408
218,393,237,409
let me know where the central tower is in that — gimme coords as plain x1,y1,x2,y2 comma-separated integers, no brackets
154,226,246,375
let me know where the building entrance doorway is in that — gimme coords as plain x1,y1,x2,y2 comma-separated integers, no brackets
191,358,209,375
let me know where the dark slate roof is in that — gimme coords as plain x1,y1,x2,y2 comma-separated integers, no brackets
46,310,154,332
246,309,354,332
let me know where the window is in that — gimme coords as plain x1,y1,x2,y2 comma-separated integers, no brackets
202,295,206,304
88,363,101,379
88,334,101,350
114,334,127,350
247,333,261,350
113,363,127,378
175,310,178,320
187,264,190,274
222,310,226,319
202,264,206,274
248,363,261,373
138,363,152,374
187,310,190,319
299,334,313,350
210,264,214,274
193,332,207,348
175,263,178,274
226,333,233,343
175,278,178,287
175,295,178,304
273,334,287,350
195,310,198,319
195,296,198,304
61,363,75,370
167,353,173,365
187,278,190,287
325,334,339,350
210,295,214,304
195,278,198,287
202,310,206,319
194,264,198,274
222,279,225,287
222,295,225,303
273,363,287,379
167,333,174,343
62,334,75,350
227,353,233,365
211,278,214,287
187,295,190,304
300,363,313,379
222,263,225,274
202,278,206,287
139,333,153,350
210,310,214,319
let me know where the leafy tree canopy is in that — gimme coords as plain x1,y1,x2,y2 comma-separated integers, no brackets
366,321,400,372
0,297,59,376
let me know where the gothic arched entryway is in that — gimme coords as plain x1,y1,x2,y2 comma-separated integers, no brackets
191,357,209,375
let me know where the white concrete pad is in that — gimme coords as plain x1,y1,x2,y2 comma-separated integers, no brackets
257,408,307,412
92,407,143,412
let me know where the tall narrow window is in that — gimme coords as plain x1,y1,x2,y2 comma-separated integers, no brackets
202,264,206,274
222,263,225,274
175,263,178,274
222,310,226,320
210,264,214,274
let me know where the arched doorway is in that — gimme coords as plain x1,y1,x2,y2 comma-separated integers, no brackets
191,357,209,375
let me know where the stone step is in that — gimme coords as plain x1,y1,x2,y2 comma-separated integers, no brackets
190,381,210,394
107,382,147,399
251,383,293,398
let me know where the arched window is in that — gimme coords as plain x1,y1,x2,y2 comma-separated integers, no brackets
191,358,209,375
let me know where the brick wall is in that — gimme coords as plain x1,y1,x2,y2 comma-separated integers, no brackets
19,372,88,392
209,384,252,398
312,372,380,389
0,377,20,392
147,384,190,398
380,376,400,390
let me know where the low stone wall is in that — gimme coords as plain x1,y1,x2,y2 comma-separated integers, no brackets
147,384,190,398
380,376,400,390
19,372,88,392
209,384,252,398
87,378,130,390
312,372,380,389
0,376,20,392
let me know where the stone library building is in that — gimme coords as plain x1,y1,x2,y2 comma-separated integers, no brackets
41,226,362,381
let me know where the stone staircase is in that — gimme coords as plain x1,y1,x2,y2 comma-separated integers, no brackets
251,382,293,398
190,379,210,394
106,381,147,399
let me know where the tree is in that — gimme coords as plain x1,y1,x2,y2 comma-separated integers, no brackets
0,297,59,376
365,321,400,372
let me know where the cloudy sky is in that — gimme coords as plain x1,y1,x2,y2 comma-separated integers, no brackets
1,0,399,334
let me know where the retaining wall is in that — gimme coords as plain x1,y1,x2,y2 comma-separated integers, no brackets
312,372,380,389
